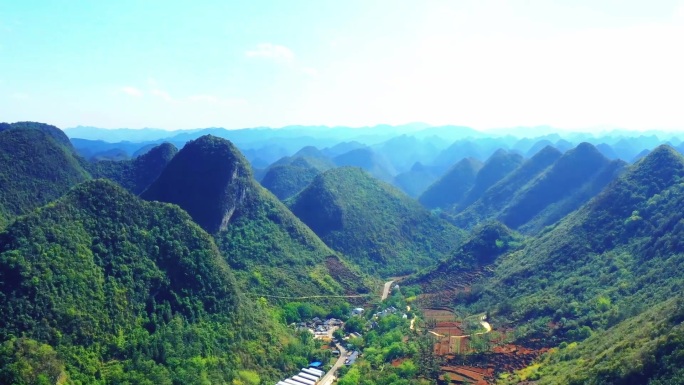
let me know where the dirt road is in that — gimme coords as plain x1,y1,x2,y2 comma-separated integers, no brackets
381,280,394,301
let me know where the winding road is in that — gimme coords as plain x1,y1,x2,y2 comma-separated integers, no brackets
452,314,492,339
319,343,347,385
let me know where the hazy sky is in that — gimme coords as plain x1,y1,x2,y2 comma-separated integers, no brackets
1,0,683,130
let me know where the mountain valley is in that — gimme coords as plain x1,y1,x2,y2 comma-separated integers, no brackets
1,121,684,384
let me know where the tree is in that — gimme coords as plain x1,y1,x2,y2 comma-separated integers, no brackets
0,338,67,385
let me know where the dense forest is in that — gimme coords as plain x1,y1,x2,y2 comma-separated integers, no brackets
0,180,321,384
2,121,684,384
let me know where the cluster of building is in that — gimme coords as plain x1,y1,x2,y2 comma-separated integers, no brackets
294,317,344,340
372,305,399,318
275,363,325,385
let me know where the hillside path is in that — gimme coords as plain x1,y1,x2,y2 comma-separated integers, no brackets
452,314,492,339
247,294,371,299
381,280,394,301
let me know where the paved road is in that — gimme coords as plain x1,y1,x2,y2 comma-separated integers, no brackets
319,343,347,385
380,280,394,301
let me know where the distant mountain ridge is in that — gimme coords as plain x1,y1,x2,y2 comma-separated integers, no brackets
424,143,626,233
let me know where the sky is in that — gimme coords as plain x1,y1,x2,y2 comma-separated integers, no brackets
1,0,683,131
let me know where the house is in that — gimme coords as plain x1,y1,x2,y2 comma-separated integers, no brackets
351,307,364,316
345,351,359,366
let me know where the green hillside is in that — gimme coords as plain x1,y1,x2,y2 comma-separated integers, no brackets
0,123,90,225
503,298,684,384
88,142,178,194
142,135,369,297
461,145,684,383
288,167,466,276
0,180,318,384
406,221,523,295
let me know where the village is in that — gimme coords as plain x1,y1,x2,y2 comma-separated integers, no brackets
275,283,409,385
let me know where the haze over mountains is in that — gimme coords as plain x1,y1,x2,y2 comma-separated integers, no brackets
2,120,684,384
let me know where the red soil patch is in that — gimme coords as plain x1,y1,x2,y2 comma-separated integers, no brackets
420,308,548,384
441,365,491,385
390,357,408,367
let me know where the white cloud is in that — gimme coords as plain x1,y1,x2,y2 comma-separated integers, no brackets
245,43,295,62
120,86,143,97
151,89,174,102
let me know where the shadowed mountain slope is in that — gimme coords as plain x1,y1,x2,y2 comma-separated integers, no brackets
451,143,626,233
393,162,441,198
88,142,178,194
451,146,562,229
418,158,483,209
457,149,525,209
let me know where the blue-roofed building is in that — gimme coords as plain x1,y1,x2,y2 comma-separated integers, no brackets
309,361,323,368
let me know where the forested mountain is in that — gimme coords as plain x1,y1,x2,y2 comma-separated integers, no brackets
5,120,684,384
418,157,483,209
457,149,524,209
452,143,626,233
0,180,316,384
0,122,89,227
261,159,326,200
142,135,369,297
88,142,178,194
464,145,684,383
260,149,335,200
287,167,466,276
450,146,563,230
406,221,523,294
419,149,524,214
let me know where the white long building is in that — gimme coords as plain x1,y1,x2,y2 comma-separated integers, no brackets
292,375,316,385
276,367,324,385
302,368,324,378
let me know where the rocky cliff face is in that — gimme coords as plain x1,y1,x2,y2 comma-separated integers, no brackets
142,135,252,233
